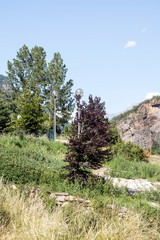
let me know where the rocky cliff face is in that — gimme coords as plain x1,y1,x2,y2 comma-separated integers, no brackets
116,98,160,149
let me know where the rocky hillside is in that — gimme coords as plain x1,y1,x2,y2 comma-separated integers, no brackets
113,96,160,149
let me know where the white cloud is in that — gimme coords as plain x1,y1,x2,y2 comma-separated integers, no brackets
145,92,160,100
124,41,136,48
142,28,149,33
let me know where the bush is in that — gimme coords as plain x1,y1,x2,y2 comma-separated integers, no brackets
112,141,149,162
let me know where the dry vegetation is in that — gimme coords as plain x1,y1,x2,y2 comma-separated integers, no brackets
0,180,159,240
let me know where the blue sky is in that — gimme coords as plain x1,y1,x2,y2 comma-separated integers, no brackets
1,0,160,114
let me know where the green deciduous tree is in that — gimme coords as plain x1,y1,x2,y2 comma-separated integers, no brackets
6,45,74,133
7,45,47,107
47,52,74,127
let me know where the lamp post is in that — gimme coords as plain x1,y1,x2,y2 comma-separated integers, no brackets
75,88,84,138
53,90,58,142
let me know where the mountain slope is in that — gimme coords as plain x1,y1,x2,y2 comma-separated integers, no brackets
113,96,160,149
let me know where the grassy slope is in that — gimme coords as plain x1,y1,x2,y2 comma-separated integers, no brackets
107,155,160,181
0,134,67,184
0,134,160,239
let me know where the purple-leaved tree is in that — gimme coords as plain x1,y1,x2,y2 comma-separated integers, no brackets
64,95,112,182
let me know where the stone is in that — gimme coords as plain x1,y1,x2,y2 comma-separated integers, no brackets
77,197,85,203
62,202,69,207
65,195,76,201
56,196,66,202
11,185,17,190
148,202,160,208
55,192,69,196
56,201,63,206
50,193,56,198
93,167,158,193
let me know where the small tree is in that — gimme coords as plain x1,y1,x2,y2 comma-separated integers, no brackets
12,89,44,135
64,95,112,182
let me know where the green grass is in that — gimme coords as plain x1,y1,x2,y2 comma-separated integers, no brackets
107,155,160,181
0,134,67,184
0,133,160,235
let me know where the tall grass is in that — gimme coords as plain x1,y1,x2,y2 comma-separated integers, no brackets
0,180,159,240
108,156,160,181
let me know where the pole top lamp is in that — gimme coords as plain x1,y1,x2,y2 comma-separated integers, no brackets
53,90,58,98
53,90,58,142
75,88,83,138
75,88,84,98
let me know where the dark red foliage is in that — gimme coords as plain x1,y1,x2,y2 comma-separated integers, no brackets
64,95,113,181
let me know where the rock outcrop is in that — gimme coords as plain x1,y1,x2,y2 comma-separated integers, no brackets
116,97,160,149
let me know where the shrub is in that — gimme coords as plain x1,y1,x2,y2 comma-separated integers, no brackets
112,141,149,162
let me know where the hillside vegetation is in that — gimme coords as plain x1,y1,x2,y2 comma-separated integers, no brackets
0,134,160,239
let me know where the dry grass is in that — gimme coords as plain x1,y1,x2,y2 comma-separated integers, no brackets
0,180,159,240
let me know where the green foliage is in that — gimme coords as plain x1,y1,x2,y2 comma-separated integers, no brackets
6,45,74,133
108,155,160,181
108,125,122,146
0,134,67,184
0,74,6,87
108,125,148,162
0,87,11,133
64,124,69,136
47,53,75,127
152,140,160,155
12,89,44,135
112,141,148,162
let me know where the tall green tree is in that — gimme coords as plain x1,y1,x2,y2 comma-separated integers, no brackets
47,53,74,127
7,45,47,109
6,45,74,133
